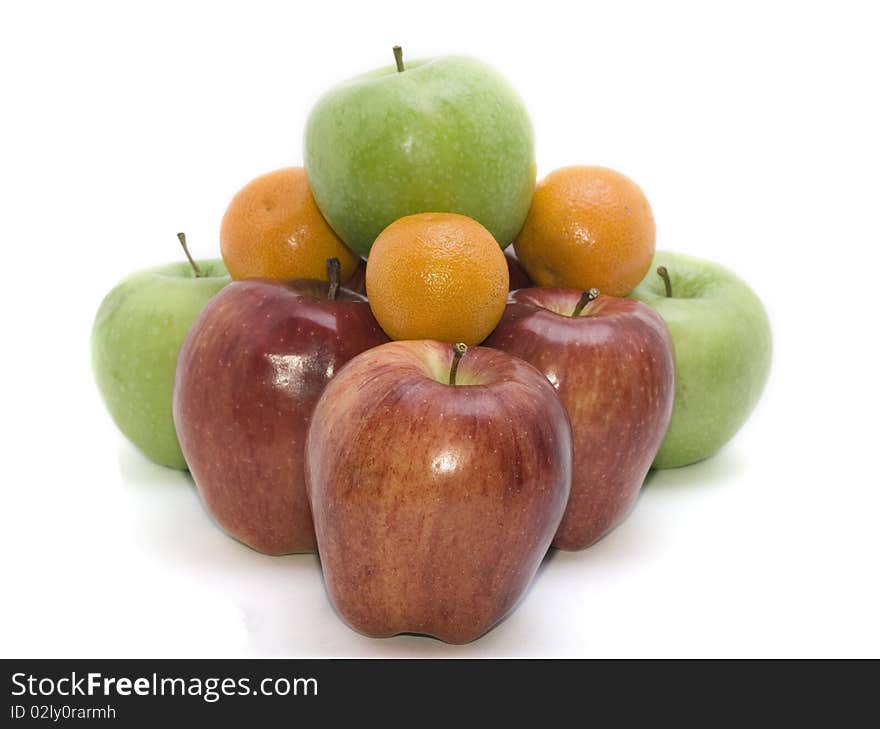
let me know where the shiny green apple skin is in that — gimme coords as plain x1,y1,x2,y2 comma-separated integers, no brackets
92,260,230,469
304,55,536,257
630,251,771,469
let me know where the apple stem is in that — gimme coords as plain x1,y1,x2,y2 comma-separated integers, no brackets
393,45,405,72
657,266,673,297
572,288,600,317
326,257,341,300
449,342,468,386
177,232,202,278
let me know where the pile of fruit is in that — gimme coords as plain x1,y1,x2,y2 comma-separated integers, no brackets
92,48,771,644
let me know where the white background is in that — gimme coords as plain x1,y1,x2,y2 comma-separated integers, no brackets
2,1,878,658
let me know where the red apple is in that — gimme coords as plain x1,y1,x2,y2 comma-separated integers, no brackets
173,273,388,555
306,340,572,643
484,288,674,550
505,247,532,290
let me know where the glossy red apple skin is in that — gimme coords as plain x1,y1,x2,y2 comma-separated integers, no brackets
505,247,533,290
484,289,674,550
306,340,572,644
173,279,388,555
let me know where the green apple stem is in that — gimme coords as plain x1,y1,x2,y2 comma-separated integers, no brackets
177,232,202,278
449,342,468,386
393,45,405,72
657,266,673,297
326,257,341,300
572,288,600,316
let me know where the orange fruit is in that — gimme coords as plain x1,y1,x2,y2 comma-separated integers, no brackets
220,167,360,283
514,166,655,296
366,213,509,345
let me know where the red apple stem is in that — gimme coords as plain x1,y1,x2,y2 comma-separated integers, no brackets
393,45,405,72
326,257,341,300
657,266,673,297
449,342,468,386
572,288,600,317
177,232,202,278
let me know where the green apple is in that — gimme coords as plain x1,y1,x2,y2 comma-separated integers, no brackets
629,251,771,468
92,243,229,469
304,47,535,257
